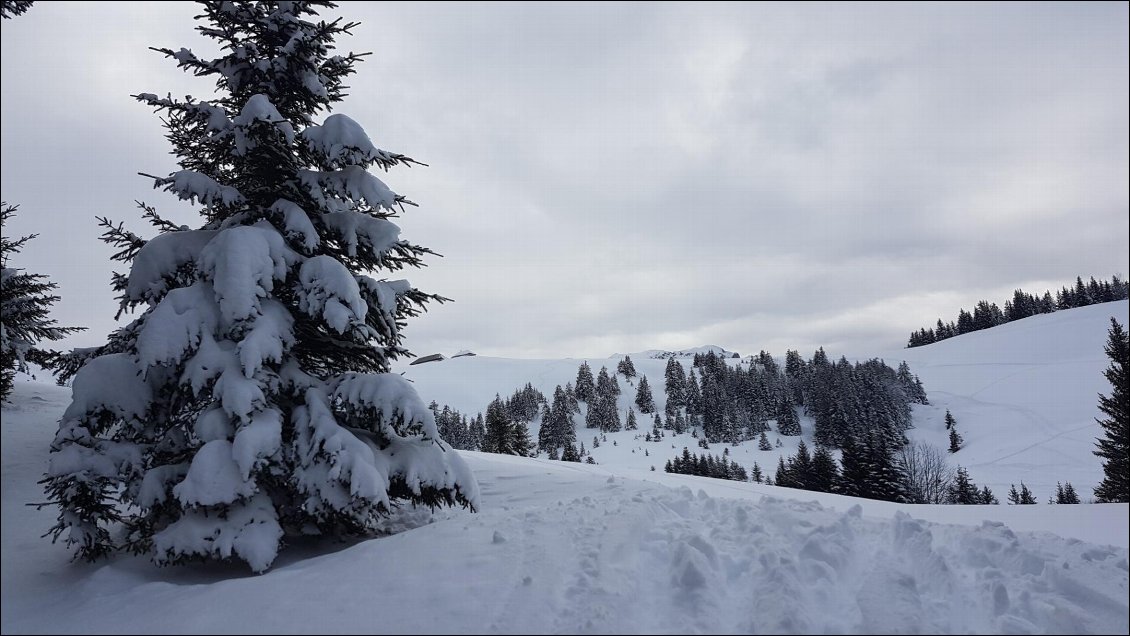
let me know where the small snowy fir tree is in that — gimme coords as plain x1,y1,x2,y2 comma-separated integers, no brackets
1,203,84,401
947,467,981,504
664,357,686,411
1054,481,1080,504
634,375,655,413
42,1,477,572
1007,482,1037,505
948,426,963,453
574,361,594,402
616,355,636,378
1094,318,1128,503
561,442,580,462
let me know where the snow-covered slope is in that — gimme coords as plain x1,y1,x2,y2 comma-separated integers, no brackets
891,300,1129,503
401,301,1130,503
2,302,1127,634
2,380,1127,634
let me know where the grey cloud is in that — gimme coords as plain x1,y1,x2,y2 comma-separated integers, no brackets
2,2,1126,360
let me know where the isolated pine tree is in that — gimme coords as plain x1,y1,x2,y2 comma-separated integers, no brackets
561,442,580,462
948,427,963,453
616,355,636,378
537,400,556,452
947,467,981,504
1055,482,1080,504
751,462,763,483
41,1,477,572
626,409,637,431
758,431,772,451
944,410,956,430
575,361,595,402
634,375,655,413
1094,318,1128,503
1007,483,1037,505
978,486,999,505
1,204,84,401
664,358,686,411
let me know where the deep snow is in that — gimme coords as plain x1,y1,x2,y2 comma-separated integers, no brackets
1,302,1128,634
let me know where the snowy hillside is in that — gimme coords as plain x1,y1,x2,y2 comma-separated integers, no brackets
401,301,1129,503
2,302,1127,634
2,378,1127,634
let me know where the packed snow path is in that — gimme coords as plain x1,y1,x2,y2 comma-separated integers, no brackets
2,382,1127,634
461,456,1128,635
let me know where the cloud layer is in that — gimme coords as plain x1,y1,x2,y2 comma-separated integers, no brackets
2,2,1126,359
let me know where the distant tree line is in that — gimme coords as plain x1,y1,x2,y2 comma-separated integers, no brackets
907,275,1129,347
665,446,749,482
657,350,927,453
430,383,546,456
433,315,1129,507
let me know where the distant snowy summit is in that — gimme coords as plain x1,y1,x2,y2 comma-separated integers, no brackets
614,345,740,360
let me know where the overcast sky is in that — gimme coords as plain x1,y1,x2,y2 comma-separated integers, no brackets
2,2,1127,360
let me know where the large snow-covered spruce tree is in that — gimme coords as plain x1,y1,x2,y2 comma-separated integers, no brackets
43,1,478,572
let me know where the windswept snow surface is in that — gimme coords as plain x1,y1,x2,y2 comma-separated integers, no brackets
2,376,1128,633
2,303,1128,634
